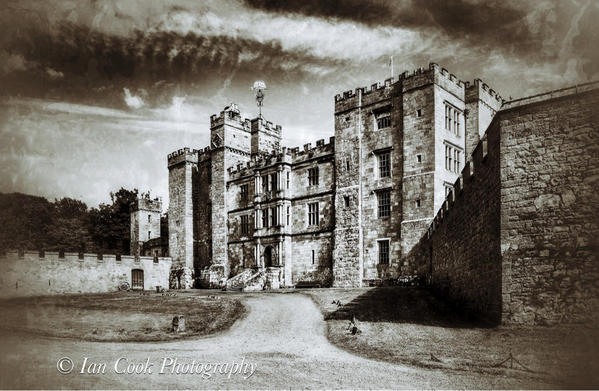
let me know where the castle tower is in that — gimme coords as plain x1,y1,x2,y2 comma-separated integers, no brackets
130,195,162,257
167,147,198,288
332,63,490,286
333,77,403,287
250,116,282,156
205,104,252,284
465,79,503,158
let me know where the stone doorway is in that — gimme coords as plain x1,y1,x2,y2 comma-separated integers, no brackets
264,246,274,268
131,269,144,290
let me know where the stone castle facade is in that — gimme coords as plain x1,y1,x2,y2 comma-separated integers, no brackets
167,63,504,289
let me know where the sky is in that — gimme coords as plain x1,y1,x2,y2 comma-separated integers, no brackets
1,0,597,209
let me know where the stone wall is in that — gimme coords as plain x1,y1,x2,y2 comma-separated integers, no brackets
499,85,599,324
0,250,171,297
291,232,333,284
409,83,599,325
411,122,502,323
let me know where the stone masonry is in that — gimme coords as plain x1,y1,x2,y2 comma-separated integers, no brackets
409,81,599,325
167,63,598,324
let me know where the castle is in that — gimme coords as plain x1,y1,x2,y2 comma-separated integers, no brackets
165,62,598,325
1,62,595,324
166,63,503,289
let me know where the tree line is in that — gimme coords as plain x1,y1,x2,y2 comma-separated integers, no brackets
0,188,139,254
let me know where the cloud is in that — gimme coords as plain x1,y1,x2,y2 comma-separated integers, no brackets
123,88,145,109
240,0,579,62
0,51,32,75
45,67,64,79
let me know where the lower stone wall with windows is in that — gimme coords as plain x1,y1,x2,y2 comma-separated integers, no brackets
0,250,171,298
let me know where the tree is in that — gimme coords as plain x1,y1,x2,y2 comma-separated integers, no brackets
88,187,138,254
47,197,94,252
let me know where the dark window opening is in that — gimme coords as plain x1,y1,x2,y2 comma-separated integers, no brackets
308,202,320,226
378,190,391,218
308,167,319,186
378,240,390,265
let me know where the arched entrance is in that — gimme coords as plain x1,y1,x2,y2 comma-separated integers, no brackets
264,246,274,268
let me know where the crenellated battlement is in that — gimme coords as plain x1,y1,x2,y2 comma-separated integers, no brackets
291,136,335,163
210,103,251,131
465,78,504,107
427,115,499,238
334,63,467,110
167,147,204,168
250,116,282,135
0,249,171,264
227,136,335,180
131,195,162,212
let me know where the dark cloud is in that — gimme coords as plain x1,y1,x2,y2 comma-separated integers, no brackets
0,20,346,108
242,0,553,58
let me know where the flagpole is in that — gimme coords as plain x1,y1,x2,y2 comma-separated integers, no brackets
391,55,394,79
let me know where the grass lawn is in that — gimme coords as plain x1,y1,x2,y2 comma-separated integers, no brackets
0,290,246,342
303,287,599,389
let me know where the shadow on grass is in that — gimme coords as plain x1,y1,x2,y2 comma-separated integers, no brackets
325,286,491,328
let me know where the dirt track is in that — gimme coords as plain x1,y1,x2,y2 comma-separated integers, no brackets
0,293,553,389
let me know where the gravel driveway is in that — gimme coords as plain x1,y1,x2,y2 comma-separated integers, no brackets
0,293,542,389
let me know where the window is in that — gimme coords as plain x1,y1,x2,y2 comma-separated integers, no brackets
286,172,290,189
453,109,459,136
378,240,390,265
270,207,277,227
241,215,249,234
346,160,350,171
262,175,269,193
271,173,278,191
444,143,463,173
416,109,422,117
262,208,268,228
312,250,315,265
415,199,421,208
344,196,350,207
445,183,454,200
286,206,290,225
308,167,319,186
240,184,248,202
378,152,391,178
148,231,151,240
377,190,391,218
375,111,391,130
444,103,461,136
148,214,151,222
308,202,320,226
454,149,461,173
417,154,422,163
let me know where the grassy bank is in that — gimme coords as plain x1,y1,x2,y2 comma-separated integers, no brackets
303,287,599,389
0,290,246,342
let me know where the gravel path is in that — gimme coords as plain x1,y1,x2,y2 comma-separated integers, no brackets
0,293,535,389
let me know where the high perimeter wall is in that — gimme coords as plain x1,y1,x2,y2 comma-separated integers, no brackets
499,84,599,324
410,83,599,325
0,251,172,298
408,122,502,323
